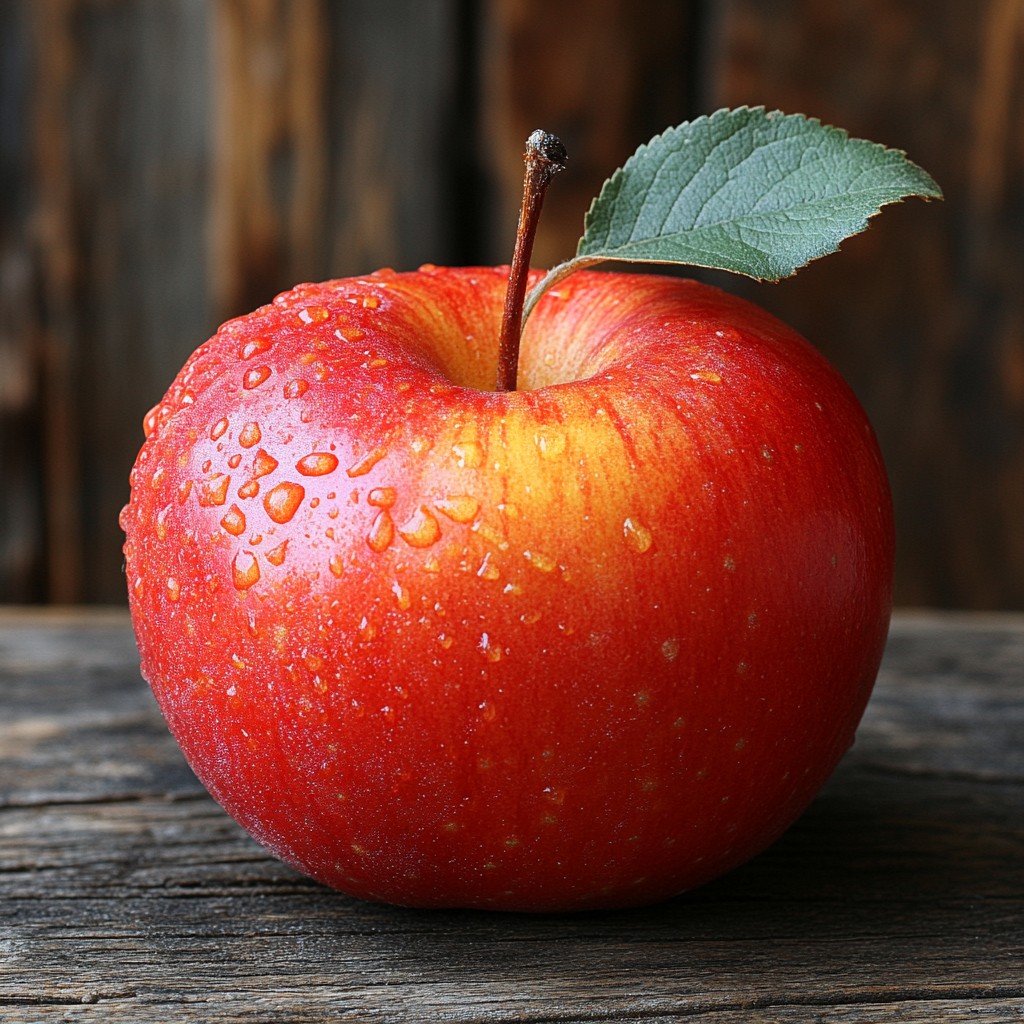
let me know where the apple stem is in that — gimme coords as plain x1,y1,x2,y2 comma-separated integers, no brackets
495,130,567,392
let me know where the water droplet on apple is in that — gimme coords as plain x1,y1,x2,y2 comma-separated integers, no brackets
239,335,272,360
533,427,566,461
524,549,556,573
329,554,345,578
392,581,411,610
438,633,453,649
361,294,380,310
476,552,500,581
347,447,387,477
336,322,364,341
690,369,722,383
367,486,397,508
252,449,278,478
284,379,309,399
165,577,181,603
398,506,441,548
242,365,271,390
154,505,170,541
451,440,483,469
623,516,653,554
435,495,480,523
298,305,330,325
296,452,339,477
210,417,229,440
366,509,395,552
265,540,288,565
263,481,305,524
220,504,246,536
232,551,260,590
237,479,259,500
239,421,262,448
358,616,376,641
246,608,260,638
198,474,231,508
478,633,502,662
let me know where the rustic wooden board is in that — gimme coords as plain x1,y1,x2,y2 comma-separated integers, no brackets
0,609,1021,1021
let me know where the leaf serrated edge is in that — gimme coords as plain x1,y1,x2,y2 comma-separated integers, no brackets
579,105,942,259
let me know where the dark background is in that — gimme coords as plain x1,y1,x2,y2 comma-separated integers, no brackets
1,0,1022,609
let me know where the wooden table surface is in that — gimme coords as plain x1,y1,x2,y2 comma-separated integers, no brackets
0,608,1021,1023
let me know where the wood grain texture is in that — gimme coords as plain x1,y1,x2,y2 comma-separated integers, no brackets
6,0,214,605
0,2,43,602
0,610,1021,1021
210,0,331,320
210,0,463,322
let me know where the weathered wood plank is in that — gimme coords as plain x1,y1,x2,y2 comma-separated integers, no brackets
0,610,1021,1021
17,0,214,605
0,3,44,604
210,0,463,322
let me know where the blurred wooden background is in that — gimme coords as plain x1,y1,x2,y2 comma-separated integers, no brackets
1,0,1022,609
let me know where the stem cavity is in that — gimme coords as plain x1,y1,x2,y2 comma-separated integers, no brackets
495,130,567,392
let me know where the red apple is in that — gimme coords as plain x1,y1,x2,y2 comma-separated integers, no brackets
121,264,893,911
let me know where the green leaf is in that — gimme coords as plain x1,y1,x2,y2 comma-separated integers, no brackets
575,106,942,281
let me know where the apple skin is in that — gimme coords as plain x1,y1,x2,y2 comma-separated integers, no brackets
121,265,893,911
